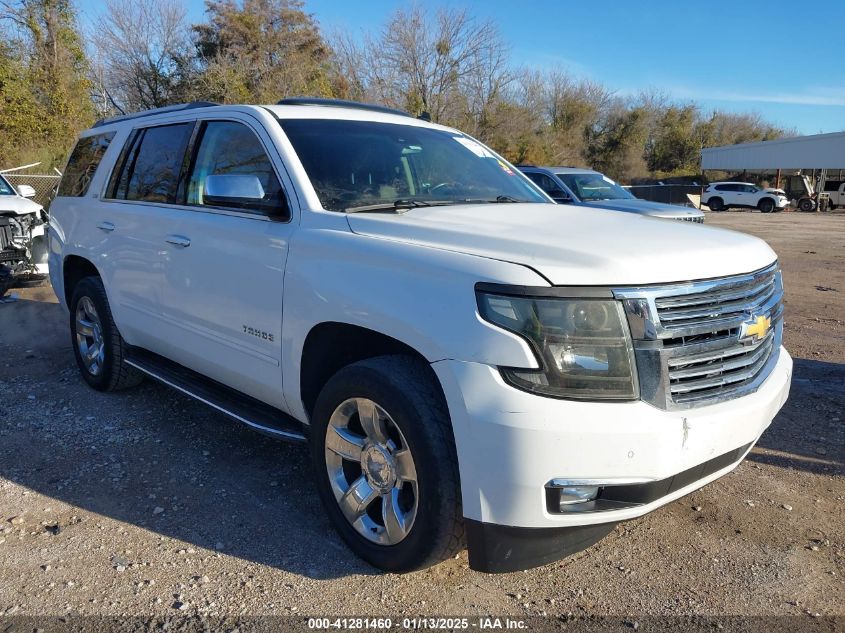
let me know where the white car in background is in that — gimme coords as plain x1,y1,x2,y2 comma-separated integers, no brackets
702,182,788,213
0,174,49,292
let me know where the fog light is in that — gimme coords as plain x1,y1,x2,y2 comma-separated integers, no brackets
557,485,599,506
545,481,601,513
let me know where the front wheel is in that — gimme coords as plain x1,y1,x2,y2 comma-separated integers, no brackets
310,356,463,572
798,198,816,212
758,198,775,213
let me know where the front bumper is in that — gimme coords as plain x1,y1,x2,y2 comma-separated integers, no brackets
432,347,792,570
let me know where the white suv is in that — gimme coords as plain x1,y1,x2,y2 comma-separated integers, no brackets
49,99,792,573
702,181,789,213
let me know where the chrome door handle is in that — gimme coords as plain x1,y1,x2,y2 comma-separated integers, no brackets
165,235,191,248
96,221,115,232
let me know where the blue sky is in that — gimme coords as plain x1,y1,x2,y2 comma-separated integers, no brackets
74,0,845,135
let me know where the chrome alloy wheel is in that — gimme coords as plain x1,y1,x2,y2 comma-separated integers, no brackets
75,296,105,376
325,398,418,545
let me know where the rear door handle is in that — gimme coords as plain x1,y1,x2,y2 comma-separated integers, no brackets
165,235,191,248
96,221,115,232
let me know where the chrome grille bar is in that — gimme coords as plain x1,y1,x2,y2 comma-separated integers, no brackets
614,262,783,410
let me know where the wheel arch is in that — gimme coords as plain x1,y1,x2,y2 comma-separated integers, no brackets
63,255,101,306
299,321,439,421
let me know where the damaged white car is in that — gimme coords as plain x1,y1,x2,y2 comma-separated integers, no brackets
0,173,49,297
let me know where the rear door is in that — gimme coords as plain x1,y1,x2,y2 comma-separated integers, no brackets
99,122,195,348
155,115,295,409
717,184,739,206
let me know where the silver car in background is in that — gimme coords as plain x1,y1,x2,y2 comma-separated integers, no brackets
519,166,705,223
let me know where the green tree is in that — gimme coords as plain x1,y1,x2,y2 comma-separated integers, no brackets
190,0,334,103
0,0,93,167
646,104,699,175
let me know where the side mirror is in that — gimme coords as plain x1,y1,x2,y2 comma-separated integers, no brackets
204,174,287,218
205,174,265,200
17,184,36,198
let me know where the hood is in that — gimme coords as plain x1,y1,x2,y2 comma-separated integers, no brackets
580,198,701,218
346,203,776,286
0,195,42,216
764,188,787,196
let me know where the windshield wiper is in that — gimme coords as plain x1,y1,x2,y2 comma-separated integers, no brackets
344,199,456,213
458,195,528,204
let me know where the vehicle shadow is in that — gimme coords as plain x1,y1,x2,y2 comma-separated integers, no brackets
746,358,845,476
0,295,377,580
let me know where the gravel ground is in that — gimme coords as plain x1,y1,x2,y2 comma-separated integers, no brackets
0,211,843,622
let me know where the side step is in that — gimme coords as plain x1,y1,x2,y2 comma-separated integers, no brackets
125,347,307,443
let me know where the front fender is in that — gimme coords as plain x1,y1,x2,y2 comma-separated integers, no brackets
280,226,545,422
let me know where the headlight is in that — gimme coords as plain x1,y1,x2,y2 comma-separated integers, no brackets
477,292,638,400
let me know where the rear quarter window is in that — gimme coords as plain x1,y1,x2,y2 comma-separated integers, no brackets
58,132,116,197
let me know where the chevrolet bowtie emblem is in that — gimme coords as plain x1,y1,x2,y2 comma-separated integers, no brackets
741,314,771,340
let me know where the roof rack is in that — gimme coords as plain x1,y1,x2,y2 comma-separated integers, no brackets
92,102,219,128
276,97,411,118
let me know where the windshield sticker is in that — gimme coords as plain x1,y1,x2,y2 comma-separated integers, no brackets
453,136,493,158
496,159,515,175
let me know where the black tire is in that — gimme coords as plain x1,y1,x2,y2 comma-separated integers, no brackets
707,197,724,211
758,198,775,213
310,355,463,572
69,276,143,392
798,198,816,212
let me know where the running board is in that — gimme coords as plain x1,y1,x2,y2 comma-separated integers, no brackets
125,347,307,443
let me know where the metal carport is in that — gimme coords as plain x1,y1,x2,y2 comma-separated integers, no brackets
701,131,845,210
701,131,845,171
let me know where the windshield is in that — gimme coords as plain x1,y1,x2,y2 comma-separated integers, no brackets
556,173,635,201
0,175,15,196
279,119,547,212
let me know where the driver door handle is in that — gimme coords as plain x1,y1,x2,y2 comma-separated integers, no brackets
96,221,115,232
165,235,191,248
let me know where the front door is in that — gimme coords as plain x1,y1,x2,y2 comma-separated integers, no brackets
155,118,295,409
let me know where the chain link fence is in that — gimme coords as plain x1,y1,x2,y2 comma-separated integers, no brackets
2,173,61,210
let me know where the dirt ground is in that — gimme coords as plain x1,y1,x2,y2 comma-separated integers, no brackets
0,211,843,623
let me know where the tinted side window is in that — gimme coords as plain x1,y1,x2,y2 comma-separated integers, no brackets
186,121,285,216
525,172,557,193
715,184,730,191
112,123,194,203
58,132,115,197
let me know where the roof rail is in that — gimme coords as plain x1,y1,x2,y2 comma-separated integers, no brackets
92,102,219,128
276,97,411,118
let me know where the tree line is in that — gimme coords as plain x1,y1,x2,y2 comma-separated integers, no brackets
1,0,789,180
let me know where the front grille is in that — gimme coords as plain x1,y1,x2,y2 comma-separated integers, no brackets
656,265,778,337
615,263,784,410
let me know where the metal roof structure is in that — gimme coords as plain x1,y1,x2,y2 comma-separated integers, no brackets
701,131,845,170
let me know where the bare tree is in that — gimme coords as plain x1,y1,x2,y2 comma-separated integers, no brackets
92,0,190,112
344,5,510,125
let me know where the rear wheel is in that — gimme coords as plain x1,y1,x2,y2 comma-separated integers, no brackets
758,198,775,213
310,355,463,572
69,276,143,391
707,197,724,211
